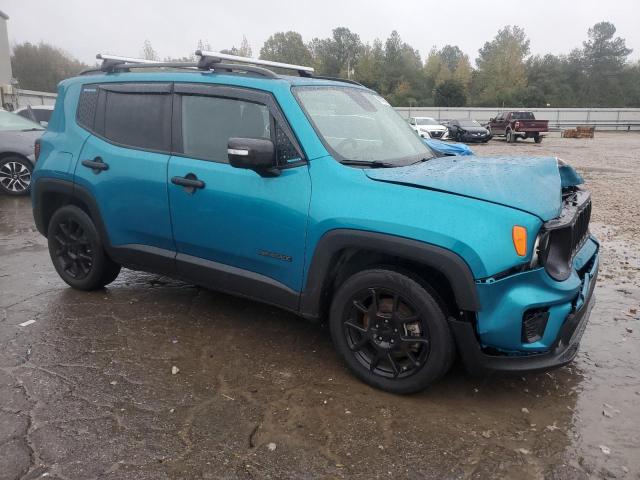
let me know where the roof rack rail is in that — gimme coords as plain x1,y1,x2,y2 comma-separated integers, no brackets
81,51,362,87
195,50,314,76
81,53,278,78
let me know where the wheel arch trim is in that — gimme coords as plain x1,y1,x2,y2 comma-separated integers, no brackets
299,229,481,318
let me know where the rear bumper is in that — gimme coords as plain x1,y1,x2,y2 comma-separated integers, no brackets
514,130,548,136
451,241,598,375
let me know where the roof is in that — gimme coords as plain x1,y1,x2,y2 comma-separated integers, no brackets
67,70,371,92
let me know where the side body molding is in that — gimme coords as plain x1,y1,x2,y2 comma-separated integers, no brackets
299,230,481,318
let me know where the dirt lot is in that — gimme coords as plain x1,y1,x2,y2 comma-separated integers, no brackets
1,132,639,480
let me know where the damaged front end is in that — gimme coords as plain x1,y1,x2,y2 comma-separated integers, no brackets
448,158,599,374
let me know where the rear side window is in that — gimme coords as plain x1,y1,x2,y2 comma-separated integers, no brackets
103,92,171,151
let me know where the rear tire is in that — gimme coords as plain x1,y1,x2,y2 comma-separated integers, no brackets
47,205,121,290
534,134,543,144
0,156,32,196
329,269,455,394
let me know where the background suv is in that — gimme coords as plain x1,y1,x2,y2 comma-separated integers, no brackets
31,52,599,393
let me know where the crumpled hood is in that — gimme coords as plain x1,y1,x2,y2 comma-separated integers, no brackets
365,155,583,221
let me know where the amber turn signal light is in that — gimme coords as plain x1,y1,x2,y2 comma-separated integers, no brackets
512,226,527,257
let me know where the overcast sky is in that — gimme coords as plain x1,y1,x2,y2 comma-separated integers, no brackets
2,0,639,65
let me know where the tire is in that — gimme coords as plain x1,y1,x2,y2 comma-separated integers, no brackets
329,269,455,394
506,130,515,143
534,134,543,144
47,205,121,290
0,156,33,196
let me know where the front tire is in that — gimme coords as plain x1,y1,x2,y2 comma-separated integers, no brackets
0,156,33,196
506,130,515,143
47,205,121,290
329,269,455,394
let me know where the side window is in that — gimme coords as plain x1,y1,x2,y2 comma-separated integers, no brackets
180,95,301,164
274,122,301,164
77,86,99,130
103,91,171,151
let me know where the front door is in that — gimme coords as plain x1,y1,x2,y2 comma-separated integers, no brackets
167,85,311,308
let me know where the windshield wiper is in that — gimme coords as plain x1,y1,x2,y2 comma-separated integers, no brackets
409,157,433,165
340,159,394,168
21,128,44,132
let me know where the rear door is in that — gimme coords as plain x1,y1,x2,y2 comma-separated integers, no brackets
167,84,311,307
74,83,175,268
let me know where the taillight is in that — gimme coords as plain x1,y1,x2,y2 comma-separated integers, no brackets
34,139,41,162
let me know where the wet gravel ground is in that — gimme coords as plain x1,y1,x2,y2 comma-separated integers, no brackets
1,132,639,480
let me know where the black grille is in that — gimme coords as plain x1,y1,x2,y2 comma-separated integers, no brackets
540,189,592,281
522,309,550,343
430,131,444,138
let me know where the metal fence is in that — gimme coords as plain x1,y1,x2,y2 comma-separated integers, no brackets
394,107,640,131
0,88,57,110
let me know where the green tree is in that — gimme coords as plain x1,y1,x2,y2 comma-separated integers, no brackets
141,40,158,61
439,45,465,72
259,31,313,66
221,36,253,57
309,27,362,77
475,25,530,105
10,42,89,92
580,21,632,106
353,40,385,92
434,79,467,107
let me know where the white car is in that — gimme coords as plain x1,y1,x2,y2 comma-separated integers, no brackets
408,117,448,139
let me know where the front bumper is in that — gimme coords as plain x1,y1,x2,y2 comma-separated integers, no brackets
461,133,490,142
450,237,599,374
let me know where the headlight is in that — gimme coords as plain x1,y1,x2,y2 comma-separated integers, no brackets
529,231,549,268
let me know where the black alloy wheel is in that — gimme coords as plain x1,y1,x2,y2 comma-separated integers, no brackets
330,269,455,394
47,205,121,290
344,286,430,379
50,216,94,281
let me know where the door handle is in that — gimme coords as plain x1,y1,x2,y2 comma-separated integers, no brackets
171,174,205,193
81,157,109,173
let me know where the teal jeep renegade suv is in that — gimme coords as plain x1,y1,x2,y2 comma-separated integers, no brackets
31,52,598,393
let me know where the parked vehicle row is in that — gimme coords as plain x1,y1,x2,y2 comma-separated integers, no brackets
407,111,548,144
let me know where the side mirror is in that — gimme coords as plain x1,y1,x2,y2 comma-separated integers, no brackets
489,118,494,122
228,137,279,177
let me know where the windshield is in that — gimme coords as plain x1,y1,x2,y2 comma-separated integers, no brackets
459,120,481,127
415,118,438,126
0,110,45,131
511,112,535,120
293,86,433,166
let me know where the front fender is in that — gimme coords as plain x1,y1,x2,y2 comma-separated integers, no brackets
299,229,481,319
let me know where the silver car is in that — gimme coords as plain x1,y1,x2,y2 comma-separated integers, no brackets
0,110,44,195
